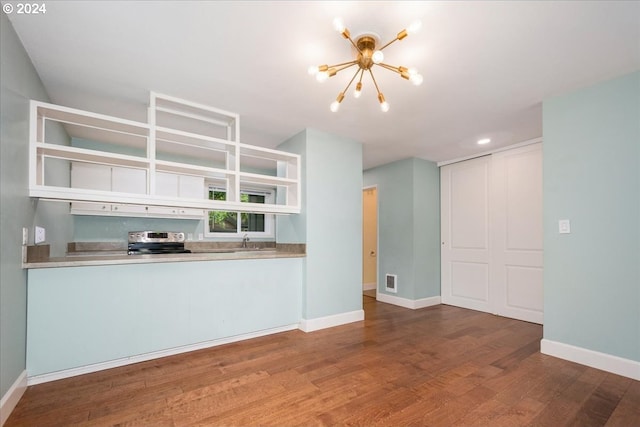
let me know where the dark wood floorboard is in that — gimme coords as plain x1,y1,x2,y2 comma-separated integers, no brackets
6,296,639,426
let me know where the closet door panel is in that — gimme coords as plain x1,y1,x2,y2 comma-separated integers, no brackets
441,143,543,323
441,156,492,313
492,143,543,324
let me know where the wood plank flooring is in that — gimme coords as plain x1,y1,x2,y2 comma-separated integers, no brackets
7,297,639,426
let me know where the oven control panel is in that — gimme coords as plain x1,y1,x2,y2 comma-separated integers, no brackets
128,231,185,243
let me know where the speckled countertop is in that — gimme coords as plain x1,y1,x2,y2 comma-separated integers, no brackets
23,242,305,269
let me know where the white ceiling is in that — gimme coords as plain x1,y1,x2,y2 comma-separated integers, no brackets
6,1,640,169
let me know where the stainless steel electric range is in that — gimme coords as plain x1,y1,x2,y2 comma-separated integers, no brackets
127,231,191,255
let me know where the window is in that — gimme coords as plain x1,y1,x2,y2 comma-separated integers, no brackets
206,186,274,237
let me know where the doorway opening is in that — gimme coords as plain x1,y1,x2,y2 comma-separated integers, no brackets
362,186,377,298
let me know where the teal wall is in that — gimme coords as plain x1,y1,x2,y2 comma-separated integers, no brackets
73,215,203,242
278,129,363,320
412,159,442,299
0,14,73,398
363,158,441,300
27,258,302,376
276,130,307,244
543,71,640,362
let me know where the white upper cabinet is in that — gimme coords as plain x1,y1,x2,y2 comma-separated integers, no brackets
28,93,301,215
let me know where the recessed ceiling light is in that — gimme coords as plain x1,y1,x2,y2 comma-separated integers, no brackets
477,138,491,145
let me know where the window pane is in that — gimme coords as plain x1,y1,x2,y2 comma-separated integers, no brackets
241,194,265,232
210,211,238,232
208,189,236,232
207,188,269,234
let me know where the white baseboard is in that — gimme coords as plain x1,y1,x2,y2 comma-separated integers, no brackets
27,324,299,386
376,293,441,310
299,309,364,333
540,339,640,381
362,282,376,291
1,370,27,426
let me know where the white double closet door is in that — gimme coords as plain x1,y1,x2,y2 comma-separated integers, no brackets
441,143,543,324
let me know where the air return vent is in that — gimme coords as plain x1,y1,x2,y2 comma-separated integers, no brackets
385,274,398,293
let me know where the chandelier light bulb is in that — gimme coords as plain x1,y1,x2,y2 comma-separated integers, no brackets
408,67,418,75
316,71,329,83
354,82,363,98
410,73,424,86
372,50,384,64
407,20,422,35
378,93,389,112
308,65,319,76
333,17,346,33
330,92,345,112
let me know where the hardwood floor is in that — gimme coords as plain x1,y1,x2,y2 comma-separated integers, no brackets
7,297,639,426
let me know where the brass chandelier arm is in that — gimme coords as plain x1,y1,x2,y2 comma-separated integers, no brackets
368,68,383,97
340,67,362,95
325,60,358,69
343,30,363,54
378,28,410,51
377,63,411,79
376,63,399,72
332,62,359,74
377,38,398,52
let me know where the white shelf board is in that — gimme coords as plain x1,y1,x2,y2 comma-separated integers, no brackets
37,143,150,169
239,143,299,162
35,101,149,137
155,160,232,179
155,126,236,150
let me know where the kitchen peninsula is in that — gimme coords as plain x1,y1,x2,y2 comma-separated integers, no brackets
25,248,305,383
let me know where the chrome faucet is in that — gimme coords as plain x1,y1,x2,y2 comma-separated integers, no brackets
242,233,250,248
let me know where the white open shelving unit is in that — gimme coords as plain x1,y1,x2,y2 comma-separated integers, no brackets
28,93,301,217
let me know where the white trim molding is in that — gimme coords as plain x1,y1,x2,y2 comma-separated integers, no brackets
363,282,376,291
377,293,441,310
27,324,299,386
541,339,640,381
1,370,27,426
437,137,543,167
299,310,364,333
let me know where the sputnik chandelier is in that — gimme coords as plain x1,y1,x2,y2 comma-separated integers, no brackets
308,18,423,113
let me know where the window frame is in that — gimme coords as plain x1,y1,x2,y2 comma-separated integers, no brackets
204,185,275,239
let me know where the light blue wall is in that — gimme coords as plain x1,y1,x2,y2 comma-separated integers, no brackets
276,130,307,244
27,258,302,376
0,14,73,398
73,215,203,242
543,71,640,362
412,159,441,299
278,129,363,320
363,158,440,300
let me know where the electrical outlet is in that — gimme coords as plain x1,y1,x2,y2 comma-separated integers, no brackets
558,219,571,234
35,226,46,244
198,233,204,241
22,227,28,245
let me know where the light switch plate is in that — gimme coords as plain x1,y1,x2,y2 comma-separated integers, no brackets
35,226,46,244
559,219,571,234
